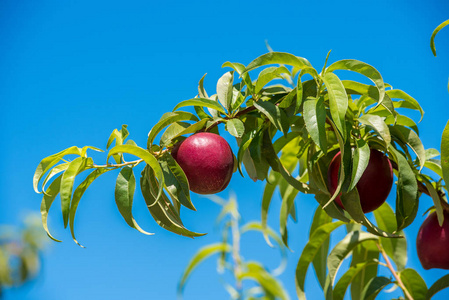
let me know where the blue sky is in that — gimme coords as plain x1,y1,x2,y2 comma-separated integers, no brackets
1,0,449,299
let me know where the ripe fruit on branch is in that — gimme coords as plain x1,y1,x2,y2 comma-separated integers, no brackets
327,148,394,213
171,132,234,195
416,210,449,270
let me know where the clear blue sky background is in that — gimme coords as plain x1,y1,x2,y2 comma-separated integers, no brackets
1,0,449,299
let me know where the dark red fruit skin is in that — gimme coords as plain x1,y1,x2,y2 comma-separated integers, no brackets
327,149,393,213
171,132,234,195
417,211,449,270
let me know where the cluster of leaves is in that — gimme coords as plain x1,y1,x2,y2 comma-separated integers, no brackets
0,215,46,297
178,195,290,300
33,19,449,299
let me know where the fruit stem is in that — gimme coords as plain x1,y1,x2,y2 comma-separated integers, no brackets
376,242,414,300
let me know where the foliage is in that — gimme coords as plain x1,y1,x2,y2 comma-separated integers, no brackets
32,19,449,299
0,214,46,297
178,195,289,300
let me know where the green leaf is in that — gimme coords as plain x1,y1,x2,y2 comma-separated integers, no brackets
177,243,231,296
333,260,379,300
141,166,205,237
360,276,392,300
108,144,164,201
424,159,443,178
217,71,234,112
226,119,245,138
173,98,226,114
358,114,391,149
60,157,92,228
41,162,70,192
400,268,428,300
115,167,152,235
198,73,209,98
387,90,424,122
222,61,254,94
244,52,313,74
160,119,209,147
426,274,449,299
255,66,290,94
295,221,345,300
341,189,400,238
390,147,419,231
309,206,333,290
322,72,348,137
348,139,370,191
390,125,426,170
33,146,83,193
441,121,449,189
327,59,385,107
327,231,378,287
70,168,111,247
253,100,289,135
373,203,407,271
430,19,449,56
159,152,195,211
40,174,63,242
147,111,199,148
303,96,327,153
240,262,290,300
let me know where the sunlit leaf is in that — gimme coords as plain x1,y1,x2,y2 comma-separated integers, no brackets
253,100,289,135
40,174,63,242
147,111,199,148
226,119,245,138
430,19,449,56
303,96,327,153
360,276,392,300
33,146,83,193
60,157,92,228
333,260,379,300
160,119,209,147
358,114,391,149
243,52,313,74
348,139,370,191
70,168,111,247
173,98,226,114
390,125,425,170
441,121,449,189
115,166,152,236
108,144,164,201
322,72,348,138
255,66,290,94
387,89,424,122
217,71,234,112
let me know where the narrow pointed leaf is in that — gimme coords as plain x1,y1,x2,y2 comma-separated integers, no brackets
70,168,112,247
173,98,226,114
255,66,290,94
243,52,312,74
40,175,63,242
33,146,82,193
327,60,385,107
390,125,426,170
441,121,449,188
303,96,327,153
108,144,164,201
217,71,234,111
160,119,209,147
360,276,392,300
430,19,449,56
387,89,424,121
147,112,199,148
60,157,91,228
115,167,152,235
348,139,370,191
322,72,348,137
421,176,444,226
